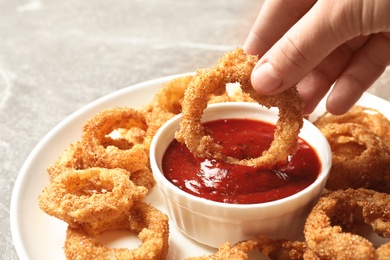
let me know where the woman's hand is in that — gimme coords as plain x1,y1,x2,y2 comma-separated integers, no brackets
244,0,390,115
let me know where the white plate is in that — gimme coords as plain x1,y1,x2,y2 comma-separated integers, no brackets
10,73,390,259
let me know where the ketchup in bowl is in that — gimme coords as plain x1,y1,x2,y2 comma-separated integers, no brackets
162,118,321,204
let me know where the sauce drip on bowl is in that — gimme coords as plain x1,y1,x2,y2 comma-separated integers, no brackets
162,119,321,204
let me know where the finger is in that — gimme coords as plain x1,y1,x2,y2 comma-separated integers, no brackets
298,36,370,114
326,32,390,115
251,0,360,95
297,72,331,115
243,0,316,56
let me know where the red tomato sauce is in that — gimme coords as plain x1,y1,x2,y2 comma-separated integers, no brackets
162,119,321,204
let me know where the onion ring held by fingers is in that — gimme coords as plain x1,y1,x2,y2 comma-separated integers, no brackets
38,167,147,225
142,76,252,151
176,48,304,168
64,201,169,260
304,188,390,260
82,107,148,173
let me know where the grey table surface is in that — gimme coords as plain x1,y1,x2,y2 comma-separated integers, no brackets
1,0,389,259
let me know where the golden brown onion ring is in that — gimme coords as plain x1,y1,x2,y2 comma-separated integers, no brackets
129,166,156,192
81,107,148,173
304,188,390,259
176,48,304,168
77,212,130,236
64,201,169,260
377,243,390,259
314,105,390,147
152,75,194,115
141,75,195,151
38,167,147,225
143,108,177,153
320,123,390,192
47,141,92,180
186,236,307,260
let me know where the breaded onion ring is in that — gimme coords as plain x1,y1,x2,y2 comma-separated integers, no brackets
175,48,304,168
129,166,156,192
314,105,390,147
141,76,195,151
143,108,177,153
38,167,147,225
82,107,148,173
377,243,390,259
320,123,390,192
64,201,169,260
77,212,131,236
304,189,390,259
47,141,93,180
48,143,155,192
186,236,306,260
152,75,194,115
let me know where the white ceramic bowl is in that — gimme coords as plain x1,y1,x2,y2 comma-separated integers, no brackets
150,102,331,248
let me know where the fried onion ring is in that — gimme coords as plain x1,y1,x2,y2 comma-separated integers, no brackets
129,166,156,192
141,76,195,151
143,108,177,153
77,212,131,236
186,236,306,260
47,141,92,180
81,107,148,173
320,123,390,192
304,188,390,259
64,201,169,260
152,75,194,115
377,243,390,259
39,167,147,225
175,48,304,168
314,105,390,147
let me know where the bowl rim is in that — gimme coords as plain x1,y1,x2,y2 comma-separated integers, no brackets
150,102,332,209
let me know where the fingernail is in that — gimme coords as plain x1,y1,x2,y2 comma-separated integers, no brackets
252,62,283,94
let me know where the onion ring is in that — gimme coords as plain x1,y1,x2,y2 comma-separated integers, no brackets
39,167,147,225
143,108,177,153
304,188,390,259
64,201,169,260
314,105,390,147
175,48,304,168
186,236,306,260
47,141,92,180
81,107,149,174
377,243,390,259
142,75,195,151
320,123,390,192
129,166,156,192
152,75,194,115
77,212,131,236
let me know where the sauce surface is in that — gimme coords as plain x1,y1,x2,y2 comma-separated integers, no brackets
162,119,321,204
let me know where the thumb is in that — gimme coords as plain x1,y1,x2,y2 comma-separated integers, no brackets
251,0,358,95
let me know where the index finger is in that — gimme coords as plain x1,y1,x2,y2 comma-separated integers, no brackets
244,0,316,56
